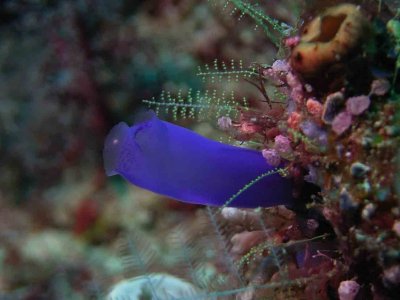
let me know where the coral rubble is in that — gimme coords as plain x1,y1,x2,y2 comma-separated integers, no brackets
213,2,400,299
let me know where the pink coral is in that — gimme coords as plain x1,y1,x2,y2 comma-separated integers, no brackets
262,149,281,167
306,98,323,118
286,72,304,104
240,122,260,134
262,60,290,84
332,111,352,135
271,59,290,73
217,116,232,130
370,78,390,96
383,265,400,285
288,111,302,129
274,135,292,154
346,95,370,116
392,220,400,237
291,88,304,104
338,280,360,300
284,35,300,47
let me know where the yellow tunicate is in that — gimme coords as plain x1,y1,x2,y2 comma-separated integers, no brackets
291,3,368,76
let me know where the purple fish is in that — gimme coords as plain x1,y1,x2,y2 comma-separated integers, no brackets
103,112,293,208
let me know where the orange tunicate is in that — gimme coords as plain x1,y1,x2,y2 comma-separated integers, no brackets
290,3,367,76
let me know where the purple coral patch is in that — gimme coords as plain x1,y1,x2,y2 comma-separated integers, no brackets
332,111,352,135
346,95,370,116
262,149,281,167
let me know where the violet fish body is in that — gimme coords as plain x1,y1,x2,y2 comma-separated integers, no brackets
103,112,293,208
